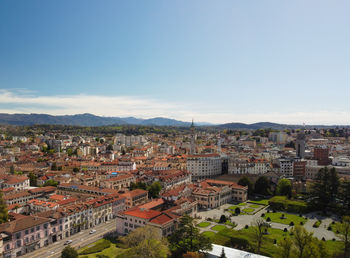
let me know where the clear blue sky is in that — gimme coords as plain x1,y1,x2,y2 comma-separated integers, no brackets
1,0,349,124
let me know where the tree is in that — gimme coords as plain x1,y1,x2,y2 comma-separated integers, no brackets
121,225,162,248
238,176,254,195
131,238,169,258
251,218,268,253
120,225,169,258
276,179,292,198
147,181,162,198
220,247,227,258
254,176,271,196
9,165,15,175
61,246,78,258
0,191,8,224
51,162,57,171
43,179,59,187
291,225,313,258
309,167,340,213
169,215,212,256
277,237,293,258
130,182,147,190
235,207,240,215
219,215,227,224
336,216,350,258
28,172,37,186
339,181,350,214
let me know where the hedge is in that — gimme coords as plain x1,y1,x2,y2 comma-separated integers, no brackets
80,239,111,255
268,196,308,213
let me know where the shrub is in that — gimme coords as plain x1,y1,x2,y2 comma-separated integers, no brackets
235,207,241,215
219,215,227,224
289,221,294,226
245,225,249,229
273,239,277,244
332,238,336,241
322,237,325,241
283,228,288,232
299,214,303,217
300,221,304,225
313,220,321,228
266,217,271,222
80,240,111,255
267,210,270,213
261,213,265,217
327,226,332,231
332,221,335,225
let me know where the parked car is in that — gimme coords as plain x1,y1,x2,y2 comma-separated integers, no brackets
64,240,73,245
89,229,96,234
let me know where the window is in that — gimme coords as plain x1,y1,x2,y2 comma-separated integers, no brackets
31,228,34,233
37,233,40,239
44,223,48,229
16,240,21,248
25,229,29,235
45,231,48,237
15,233,21,239
36,226,40,231
6,244,10,250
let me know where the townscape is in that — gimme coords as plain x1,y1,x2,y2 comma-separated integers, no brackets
0,123,350,257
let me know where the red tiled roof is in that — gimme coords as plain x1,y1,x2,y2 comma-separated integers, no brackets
149,213,173,225
124,207,161,220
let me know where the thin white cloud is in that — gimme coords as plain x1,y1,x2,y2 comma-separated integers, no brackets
0,89,349,125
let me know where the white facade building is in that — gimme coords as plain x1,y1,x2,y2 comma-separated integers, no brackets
187,154,222,181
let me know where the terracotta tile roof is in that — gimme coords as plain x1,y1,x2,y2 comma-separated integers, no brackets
149,213,174,225
124,207,161,220
138,198,164,210
0,215,50,234
121,189,148,199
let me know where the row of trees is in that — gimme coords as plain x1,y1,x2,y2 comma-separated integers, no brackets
130,181,162,198
309,167,350,215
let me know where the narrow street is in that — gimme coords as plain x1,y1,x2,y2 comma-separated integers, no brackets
22,219,116,258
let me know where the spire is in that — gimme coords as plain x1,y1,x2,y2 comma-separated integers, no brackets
191,118,194,128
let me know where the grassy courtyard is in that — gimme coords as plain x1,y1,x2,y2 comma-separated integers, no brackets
264,212,307,225
201,226,343,257
78,239,127,258
249,199,270,206
197,221,211,228
228,202,264,215
211,225,227,231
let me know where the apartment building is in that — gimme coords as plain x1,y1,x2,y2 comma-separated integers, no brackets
187,154,222,181
0,215,51,258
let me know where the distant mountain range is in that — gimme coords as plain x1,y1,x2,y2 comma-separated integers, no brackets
0,113,211,127
0,113,347,129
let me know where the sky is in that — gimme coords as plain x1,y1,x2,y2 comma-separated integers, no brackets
1,0,350,125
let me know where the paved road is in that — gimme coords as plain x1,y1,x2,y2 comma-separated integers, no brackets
22,219,116,258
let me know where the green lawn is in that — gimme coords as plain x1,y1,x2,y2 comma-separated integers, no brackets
78,239,126,258
242,208,255,213
211,225,227,231
238,202,247,206
264,212,307,225
197,221,211,228
201,231,216,239
249,204,263,209
211,226,343,258
248,199,270,206
225,221,237,228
